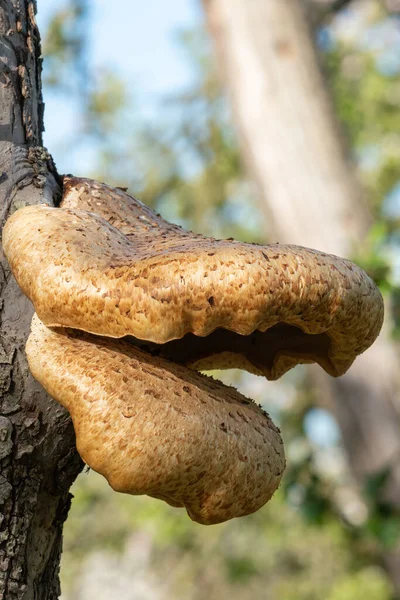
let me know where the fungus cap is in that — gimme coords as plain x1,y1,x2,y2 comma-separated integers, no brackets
2,177,384,380
26,315,285,525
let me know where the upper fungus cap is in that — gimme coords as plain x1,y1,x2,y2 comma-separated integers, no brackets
3,177,384,380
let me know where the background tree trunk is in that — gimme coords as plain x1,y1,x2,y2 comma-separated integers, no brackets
0,2,82,598
202,0,400,593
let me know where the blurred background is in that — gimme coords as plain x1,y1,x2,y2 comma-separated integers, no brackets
36,0,400,598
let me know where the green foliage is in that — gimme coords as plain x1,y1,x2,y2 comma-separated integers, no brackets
43,0,89,93
351,222,392,290
324,37,400,212
85,71,127,137
62,471,392,600
323,8,400,343
327,568,391,600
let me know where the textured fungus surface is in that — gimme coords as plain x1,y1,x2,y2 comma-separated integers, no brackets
3,177,384,379
26,315,285,525
2,176,385,524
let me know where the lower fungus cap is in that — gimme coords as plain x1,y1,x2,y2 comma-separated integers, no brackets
26,315,285,525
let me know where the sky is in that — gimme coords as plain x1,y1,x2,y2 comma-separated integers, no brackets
36,0,203,173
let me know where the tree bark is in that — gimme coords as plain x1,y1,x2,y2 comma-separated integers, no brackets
202,0,400,592
0,2,82,598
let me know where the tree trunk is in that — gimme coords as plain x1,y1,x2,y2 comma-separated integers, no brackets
0,2,82,598
202,0,400,592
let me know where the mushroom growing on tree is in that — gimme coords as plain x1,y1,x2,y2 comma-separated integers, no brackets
2,177,384,524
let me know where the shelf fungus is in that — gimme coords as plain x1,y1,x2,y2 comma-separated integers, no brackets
3,177,384,524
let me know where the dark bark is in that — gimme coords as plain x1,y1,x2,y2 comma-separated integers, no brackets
0,2,82,599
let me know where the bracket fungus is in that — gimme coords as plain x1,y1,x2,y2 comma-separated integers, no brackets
2,177,384,524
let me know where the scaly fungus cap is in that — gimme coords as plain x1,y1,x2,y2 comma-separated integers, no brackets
27,314,284,525
3,177,384,380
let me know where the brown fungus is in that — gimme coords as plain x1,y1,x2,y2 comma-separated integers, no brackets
2,177,384,524
4,177,383,379
27,315,284,525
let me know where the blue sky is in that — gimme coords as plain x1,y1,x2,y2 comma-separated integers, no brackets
37,0,203,173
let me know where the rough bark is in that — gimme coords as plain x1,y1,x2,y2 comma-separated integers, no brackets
202,0,400,592
0,2,82,599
